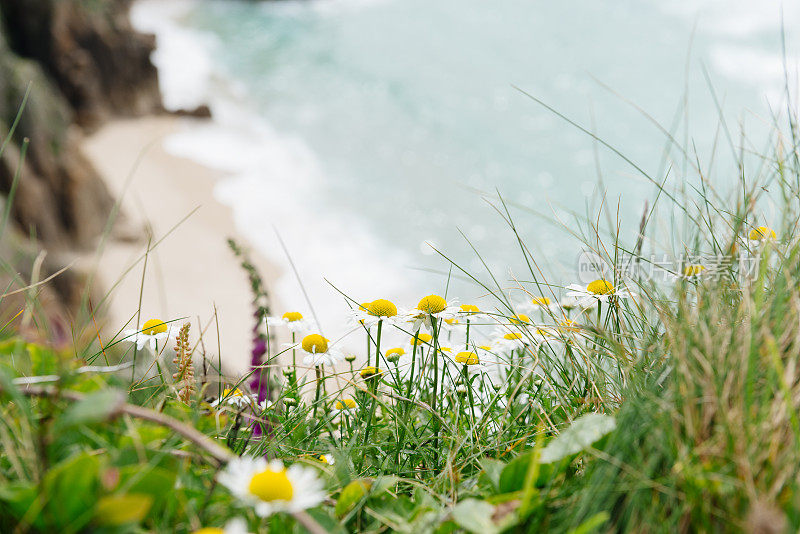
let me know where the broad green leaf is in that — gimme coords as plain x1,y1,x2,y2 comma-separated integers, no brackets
93,494,153,526
498,453,554,493
0,482,42,528
42,452,100,529
335,479,371,518
478,458,505,491
539,413,616,464
118,465,177,499
451,499,498,534
27,343,59,376
55,388,126,431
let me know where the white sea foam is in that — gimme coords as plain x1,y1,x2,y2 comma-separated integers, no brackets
657,0,800,106
130,0,423,352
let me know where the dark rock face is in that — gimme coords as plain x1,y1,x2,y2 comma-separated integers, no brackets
0,0,163,329
0,0,163,127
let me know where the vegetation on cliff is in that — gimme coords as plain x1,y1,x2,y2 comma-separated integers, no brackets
0,0,162,329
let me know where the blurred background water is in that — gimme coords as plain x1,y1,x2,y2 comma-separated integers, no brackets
133,0,798,338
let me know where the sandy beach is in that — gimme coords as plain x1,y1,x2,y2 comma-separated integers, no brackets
81,115,280,373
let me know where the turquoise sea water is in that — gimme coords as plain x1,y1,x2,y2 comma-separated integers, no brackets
133,0,797,337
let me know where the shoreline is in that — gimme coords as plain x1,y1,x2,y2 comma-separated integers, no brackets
81,115,281,372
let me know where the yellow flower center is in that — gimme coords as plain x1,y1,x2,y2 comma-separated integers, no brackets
142,319,167,336
360,366,382,379
282,311,304,322
386,347,405,357
368,299,398,317
683,265,705,277
559,319,580,332
193,529,225,534
417,295,447,314
531,297,551,306
586,279,614,295
749,226,776,241
222,387,244,398
459,304,480,314
478,345,492,351
455,351,479,365
248,468,294,502
301,334,329,354
503,332,523,340
412,333,433,345
439,346,452,352
335,398,357,410
445,318,460,325
510,314,531,325
318,454,329,464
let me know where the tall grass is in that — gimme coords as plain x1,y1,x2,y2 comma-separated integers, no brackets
2,70,800,533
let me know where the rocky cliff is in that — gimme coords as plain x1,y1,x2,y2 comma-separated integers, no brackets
0,0,162,334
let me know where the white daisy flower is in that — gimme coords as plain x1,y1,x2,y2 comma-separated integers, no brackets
352,299,406,328
440,317,464,332
266,311,312,333
192,517,250,534
669,264,706,280
332,397,358,415
559,295,583,312
450,351,489,375
211,387,256,409
493,331,529,353
492,327,547,354
298,334,343,367
456,304,491,321
384,346,406,363
405,294,460,332
524,296,561,313
122,318,172,352
504,313,535,328
748,226,776,244
315,454,335,465
218,457,325,517
565,279,633,308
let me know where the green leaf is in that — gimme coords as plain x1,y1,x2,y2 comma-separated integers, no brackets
567,511,610,534
498,453,554,493
27,343,59,376
451,499,498,534
93,494,153,526
478,458,505,492
539,413,616,464
117,465,177,500
54,388,125,431
0,482,42,528
0,366,31,419
42,452,100,530
335,479,371,518
370,475,399,494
